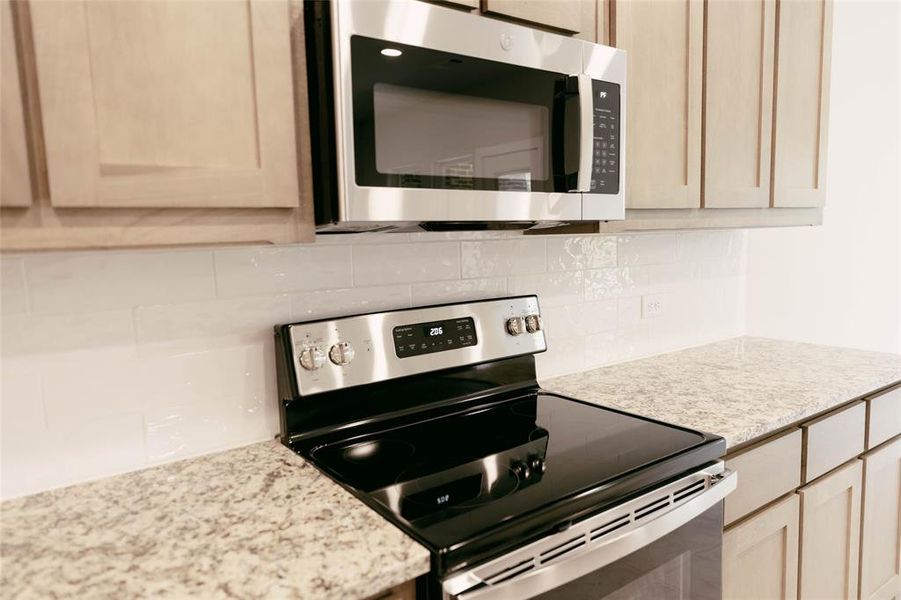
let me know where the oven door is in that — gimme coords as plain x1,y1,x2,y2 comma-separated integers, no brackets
442,464,736,600
328,0,618,225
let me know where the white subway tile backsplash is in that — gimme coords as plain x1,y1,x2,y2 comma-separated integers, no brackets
1,257,29,315
411,278,507,305
40,347,144,429
0,230,747,499
547,236,617,271
213,245,352,297
542,300,617,340
585,323,652,367
1,412,146,500
461,239,546,278
536,336,586,380
584,267,649,300
1,359,45,445
353,241,460,285
134,295,291,345
617,233,678,266
26,250,216,314
290,285,411,320
1,309,136,355
616,296,643,326
677,231,741,261
507,271,583,307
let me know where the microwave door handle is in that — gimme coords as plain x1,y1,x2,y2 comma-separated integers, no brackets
448,469,737,600
575,74,593,193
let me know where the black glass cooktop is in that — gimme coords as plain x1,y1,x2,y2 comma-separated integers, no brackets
304,391,714,558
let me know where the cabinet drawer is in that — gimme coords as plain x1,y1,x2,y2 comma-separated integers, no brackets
802,402,866,482
867,385,901,449
724,428,802,526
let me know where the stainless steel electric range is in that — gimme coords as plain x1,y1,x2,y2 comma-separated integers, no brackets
275,295,736,599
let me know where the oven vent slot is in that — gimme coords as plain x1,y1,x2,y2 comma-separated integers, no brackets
539,535,586,564
458,472,716,593
484,558,535,585
589,515,630,540
673,480,706,503
634,496,671,520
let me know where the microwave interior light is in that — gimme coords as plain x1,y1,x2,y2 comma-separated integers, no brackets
381,48,403,57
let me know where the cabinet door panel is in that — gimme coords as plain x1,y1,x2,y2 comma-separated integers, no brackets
29,0,298,209
798,460,862,600
614,0,703,209
704,0,775,208
723,493,799,600
1,0,33,207
859,437,901,600
482,0,582,33
772,0,832,208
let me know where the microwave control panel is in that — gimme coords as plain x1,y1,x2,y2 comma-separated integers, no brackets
590,81,621,195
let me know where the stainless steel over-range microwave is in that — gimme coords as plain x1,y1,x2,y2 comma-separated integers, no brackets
304,0,627,232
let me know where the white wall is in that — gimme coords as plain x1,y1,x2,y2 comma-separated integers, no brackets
0,230,746,499
745,0,901,353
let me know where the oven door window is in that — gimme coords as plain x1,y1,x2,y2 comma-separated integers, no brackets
532,504,723,600
350,35,574,193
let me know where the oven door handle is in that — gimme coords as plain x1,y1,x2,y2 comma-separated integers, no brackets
574,73,593,193
446,468,737,600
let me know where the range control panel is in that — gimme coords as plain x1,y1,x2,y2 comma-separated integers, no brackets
284,296,546,396
393,317,477,358
590,80,621,195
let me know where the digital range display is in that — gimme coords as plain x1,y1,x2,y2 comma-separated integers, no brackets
393,317,476,358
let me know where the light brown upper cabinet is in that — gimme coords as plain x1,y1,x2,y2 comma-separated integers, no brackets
1,0,33,208
614,0,703,209
2,0,313,251
703,0,776,208
772,0,833,208
29,0,299,209
597,0,831,232
482,0,584,34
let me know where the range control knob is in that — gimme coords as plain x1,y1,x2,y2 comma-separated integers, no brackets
511,460,531,481
524,314,542,334
328,342,355,366
298,347,326,371
506,316,525,336
529,455,546,475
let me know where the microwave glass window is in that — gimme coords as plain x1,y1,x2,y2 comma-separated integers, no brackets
351,35,572,193
372,84,548,190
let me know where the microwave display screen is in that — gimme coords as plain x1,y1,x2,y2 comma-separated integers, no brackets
393,317,477,358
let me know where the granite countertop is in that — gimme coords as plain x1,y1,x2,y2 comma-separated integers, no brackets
543,336,901,449
0,441,429,600
3,336,899,600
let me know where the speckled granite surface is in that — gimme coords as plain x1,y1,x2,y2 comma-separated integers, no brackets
543,336,901,449
0,441,429,600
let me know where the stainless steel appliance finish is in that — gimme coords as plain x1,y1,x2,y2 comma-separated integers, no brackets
286,296,546,396
275,295,732,599
311,0,626,230
443,463,736,599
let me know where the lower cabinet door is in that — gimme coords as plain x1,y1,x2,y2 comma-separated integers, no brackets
859,436,901,600
798,460,862,600
723,493,799,600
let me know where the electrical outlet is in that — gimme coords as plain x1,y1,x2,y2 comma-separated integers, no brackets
641,294,667,318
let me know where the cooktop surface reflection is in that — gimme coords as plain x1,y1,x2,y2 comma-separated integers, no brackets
307,392,707,545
